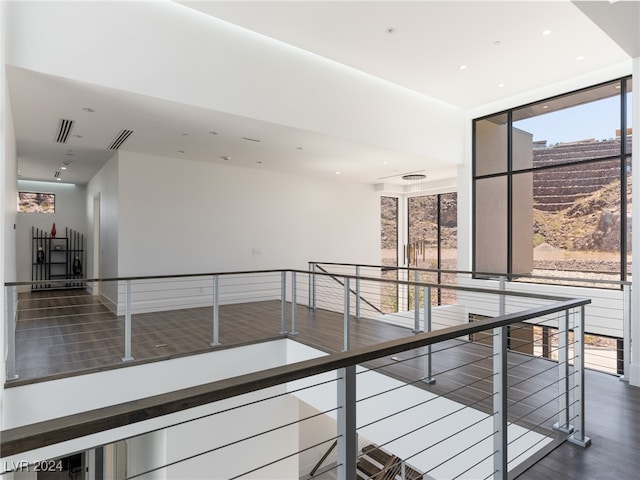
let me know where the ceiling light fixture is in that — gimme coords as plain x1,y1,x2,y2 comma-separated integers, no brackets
209,131,218,135
386,27,396,34
576,55,584,61
459,65,467,70
402,174,426,181
177,150,185,154
242,136,261,143
82,107,95,113
221,156,230,161
542,29,552,36
498,83,505,88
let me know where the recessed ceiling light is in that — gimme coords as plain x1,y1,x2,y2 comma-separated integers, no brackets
56,178,62,181
542,29,552,36
72,134,83,139
386,27,396,34
61,166,67,170
296,146,303,150
242,136,261,143
82,107,95,113
336,171,341,175
576,55,585,61
459,65,467,70
383,161,388,165
221,155,230,161
493,40,502,46
498,83,505,88
209,131,218,135
256,161,263,164
177,150,185,154
181,133,189,136
66,152,74,156
542,105,549,109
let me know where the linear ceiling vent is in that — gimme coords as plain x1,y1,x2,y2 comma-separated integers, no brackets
55,119,74,143
108,129,134,150
54,171,61,178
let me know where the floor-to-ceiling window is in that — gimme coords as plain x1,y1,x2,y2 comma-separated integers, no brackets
473,76,632,374
407,192,458,306
380,196,399,312
473,76,632,283
380,192,458,312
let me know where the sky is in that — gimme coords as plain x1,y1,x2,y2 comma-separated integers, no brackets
513,93,633,146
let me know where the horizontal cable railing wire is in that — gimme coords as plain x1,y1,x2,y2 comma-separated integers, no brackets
1,290,589,450
311,261,629,377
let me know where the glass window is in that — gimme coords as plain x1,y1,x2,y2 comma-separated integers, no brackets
473,76,631,283
474,176,508,274
406,193,458,306
18,192,55,213
513,82,622,169
532,160,621,276
380,196,398,313
475,113,508,176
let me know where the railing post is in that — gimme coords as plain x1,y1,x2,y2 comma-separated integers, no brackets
211,275,220,347
343,278,350,351
493,325,508,479
568,306,591,447
498,275,506,316
355,266,361,321
413,270,420,330
554,310,572,433
337,365,357,480
290,271,298,335
6,285,19,380
310,262,317,311
280,271,287,335
422,286,435,384
122,280,134,361
621,283,631,381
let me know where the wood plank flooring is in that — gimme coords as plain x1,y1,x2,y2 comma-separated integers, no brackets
9,289,640,479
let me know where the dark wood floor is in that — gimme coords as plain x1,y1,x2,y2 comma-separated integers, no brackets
10,289,640,479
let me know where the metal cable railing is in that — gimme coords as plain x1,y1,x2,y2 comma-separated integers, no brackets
310,262,632,378
2,268,591,480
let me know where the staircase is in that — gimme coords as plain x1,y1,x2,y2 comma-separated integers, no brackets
357,444,424,480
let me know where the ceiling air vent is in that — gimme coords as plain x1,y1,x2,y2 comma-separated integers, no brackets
108,129,134,150
55,119,74,143
54,171,61,178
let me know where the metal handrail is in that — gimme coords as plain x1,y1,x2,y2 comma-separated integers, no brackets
308,439,337,477
309,261,631,288
4,268,585,302
313,263,385,314
1,296,589,458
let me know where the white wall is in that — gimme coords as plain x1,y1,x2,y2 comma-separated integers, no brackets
1,0,14,431
15,180,87,283
116,151,380,276
86,155,119,304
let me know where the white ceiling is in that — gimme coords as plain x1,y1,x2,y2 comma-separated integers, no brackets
8,0,638,186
